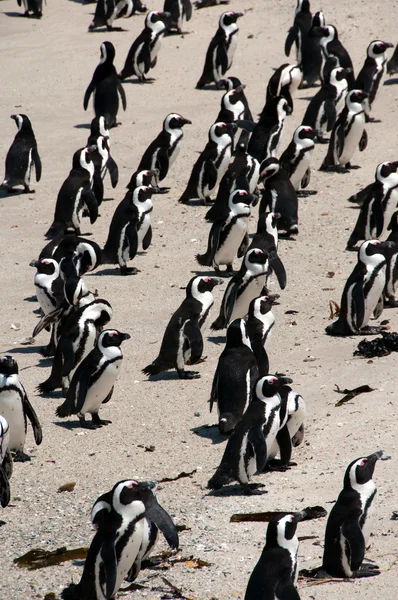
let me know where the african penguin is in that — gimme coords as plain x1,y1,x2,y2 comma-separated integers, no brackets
259,158,299,236
126,168,158,192
266,63,303,112
245,294,279,375
310,25,355,89
0,114,41,194
0,416,12,508
387,43,398,75
247,212,287,290
279,125,315,194
284,0,312,65
88,0,132,31
355,40,394,120
86,134,118,206
18,0,42,18
164,0,192,33
38,234,102,275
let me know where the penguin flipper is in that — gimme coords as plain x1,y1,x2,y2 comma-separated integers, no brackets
341,509,366,572
325,99,337,131
274,425,292,466
32,305,64,338
235,119,256,133
23,391,43,445
183,319,203,365
224,281,239,325
81,187,99,225
156,148,170,181
373,198,384,238
183,0,192,21
106,156,119,188
204,160,218,194
83,81,95,111
335,124,345,162
284,26,298,57
359,129,368,152
117,80,127,111
102,386,114,404
216,43,228,76
352,281,365,330
268,251,287,289
248,426,267,473
144,494,179,550
196,222,222,267
275,578,300,600
32,148,42,182
140,43,152,74
237,233,250,258
0,466,10,508
209,365,219,413
60,337,76,378
301,167,311,189
142,225,152,250
75,369,93,414
127,224,139,260
100,533,118,600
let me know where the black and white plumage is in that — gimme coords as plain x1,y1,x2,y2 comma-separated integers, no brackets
84,42,126,128
0,416,12,508
322,451,383,578
86,133,118,207
0,356,42,462
355,40,394,119
31,258,63,318
387,43,398,75
119,11,171,82
56,330,130,428
196,11,243,88
102,186,154,275
209,318,258,433
61,480,178,600
320,89,368,172
346,161,398,249
268,383,306,469
17,0,42,18
215,83,248,147
178,122,236,204
247,212,287,290
310,25,355,89
164,0,192,33
285,1,322,88
0,114,41,194
88,0,133,31
245,294,279,376
46,146,98,238
196,189,257,276
384,210,398,307
126,168,158,192
326,240,394,336
220,76,253,120
143,276,220,379
259,158,298,236
38,235,102,275
266,63,303,112
245,512,305,600
284,0,311,62
280,125,315,193
211,248,269,330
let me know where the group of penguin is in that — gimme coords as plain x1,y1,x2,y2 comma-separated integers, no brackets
1,0,398,598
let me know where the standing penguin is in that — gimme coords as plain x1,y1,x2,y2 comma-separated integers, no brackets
322,451,383,578
136,113,192,191
61,480,178,600
84,42,126,128
88,0,136,31
178,122,236,204
196,189,258,276
247,212,287,289
266,63,303,112
245,512,305,600
143,276,220,379
326,240,394,336
355,40,394,120
384,211,398,307
0,115,41,194
246,294,279,375
86,133,118,207
31,258,64,319
284,0,312,64
259,158,299,236
119,12,171,82
0,416,12,508
211,248,269,330
220,76,253,121
164,0,192,33
56,330,130,429
285,1,322,87
215,84,247,142
17,0,42,18
196,11,243,88
102,186,154,275
320,90,368,172
310,25,355,89
0,356,42,462
279,125,315,194
209,318,259,433
346,161,398,249
46,147,98,238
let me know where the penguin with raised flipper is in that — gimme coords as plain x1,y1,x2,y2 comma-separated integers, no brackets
248,212,287,290
326,240,394,336
56,330,130,429
259,158,299,236
0,356,42,463
0,416,12,508
211,248,269,330
246,294,279,375
209,318,258,434
245,512,305,600
310,25,355,89
266,63,303,112
196,11,243,88
143,276,220,379
384,211,398,307
164,0,192,34
119,12,171,82
196,189,258,276
84,42,126,128
322,451,383,578
0,115,41,194
320,90,368,172
279,125,315,195
355,40,394,121
61,480,178,600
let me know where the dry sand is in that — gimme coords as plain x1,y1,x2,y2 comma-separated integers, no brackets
0,0,398,598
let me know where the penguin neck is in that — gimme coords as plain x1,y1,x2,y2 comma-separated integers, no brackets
381,171,398,190
222,22,238,39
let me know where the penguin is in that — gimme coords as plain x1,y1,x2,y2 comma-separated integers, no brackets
211,248,269,330
355,41,394,120
247,212,287,290
209,318,259,433
194,0,229,8
220,76,253,121
244,512,305,600
285,1,323,88
387,43,398,75
37,299,113,395
88,0,132,31
61,480,178,600
56,330,130,429
215,83,248,147
46,146,98,238
126,168,158,192
136,113,192,191
119,12,171,82
310,25,355,88
17,0,42,18
326,240,394,336
237,97,292,164
266,63,303,112
84,42,126,128
196,189,258,276
0,416,12,508
384,211,398,307
102,186,154,275
322,451,383,578
164,0,192,34
207,374,291,495
346,161,398,249
320,89,368,172
284,0,312,65
259,158,299,236
143,276,220,379
118,0,147,16
38,234,102,275
31,258,64,319
245,294,279,375
86,134,118,206
0,114,41,194
301,62,349,143
0,356,42,462
196,11,243,88
178,122,236,204
279,125,315,194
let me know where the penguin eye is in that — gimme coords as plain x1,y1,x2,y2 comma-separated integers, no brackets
360,458,367,466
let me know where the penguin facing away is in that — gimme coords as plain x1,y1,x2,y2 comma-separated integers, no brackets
245,294,279,376
39,234,102,274
259,158,299,236
84,42,126,128
284,0,312,64
247,211,287,289
310,25,355,89
143,276,220,379
0,114,41,194
0,416,12,508
86,134,118,206
88,0,134,31
387,43,398,75
266,63,303,112
164,0,192,34
322,451,383,578
0,356,42,462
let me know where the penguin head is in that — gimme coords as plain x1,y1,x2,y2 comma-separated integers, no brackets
90,116,110,140
164,113,192,132
96,136,110,158
294,125,315,144
311,10,325,27
225,318,251,349
127,169,158,191
249,294,280,318
74,242,100,274
359,239,394,264
277,97,292,118
344,451,383,490
31,258,59,276
98,329,131,349
134,185,154,207
245,248,269,270
265,512,304,551
0,355,19,376
229,189,258,211
330,66,351,85
387,210,398,233
220,11,243,28
376,160,398,182
188,276,221,298
72,146,96,171
99,42,116,65
254,374,293,400
368,40,394,58
112,479,155,514
310,25,336,41
296,0,310,14
219,76,243,92
146,11,171,31
346,90,368,108
10,114,31,132
210,122,235,143
259,157,280,181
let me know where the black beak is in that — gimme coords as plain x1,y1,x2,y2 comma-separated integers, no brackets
278,376,293,385
120,332,131,341
29,259,40,268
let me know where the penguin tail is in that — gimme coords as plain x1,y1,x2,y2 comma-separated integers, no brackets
45,222,63,239
178,189,192,204
55,399,73,419
142,358,163,377
37,376,59,395
196,252,212,267
207,465,233,490
60,583,87,600
211,314,226,331
218,414,236,434
196,74,210,89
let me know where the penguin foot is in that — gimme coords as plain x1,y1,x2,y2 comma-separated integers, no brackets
353,565,381,578
24,187,34,193
78,416,97,430
40,345,55,358
367,117,381,124
120,266,140,276
215,269,234,278
344,163,361,170
264,460,292,472
91,414,112,427
360,325,388,335
178,370,201,379
241,482,267,495
384,297,398,308
13,451,31,463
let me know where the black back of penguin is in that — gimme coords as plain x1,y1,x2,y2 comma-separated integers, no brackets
259,158,299,236
164,0,192,33
244,97,292,164
246,294,279,375
1,114,41,193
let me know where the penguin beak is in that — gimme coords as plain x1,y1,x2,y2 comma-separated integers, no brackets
366,450,384,464
137,480,156,490
278,376,293,385
29,259,40,268
285,104,293,116
234,12,244,18
10,115,17,121
267,293,280,303
248,193,259,207
292,510,308,522
120,332,131,341
384,42,394,49
218,79,229,89
235,84,246,93
179,117,192,126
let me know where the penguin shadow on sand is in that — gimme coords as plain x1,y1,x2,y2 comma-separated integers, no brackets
384,78,398,86
73,123,92,130
207,335,226,346
206,482,267,497
53,418,97,431
191,424,226,445
0,188,32,198
122,77,155,85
